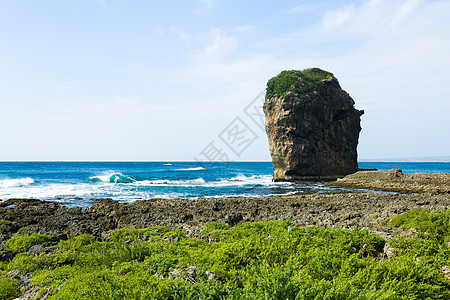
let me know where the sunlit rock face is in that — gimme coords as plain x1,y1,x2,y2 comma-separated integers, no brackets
263,68,364,181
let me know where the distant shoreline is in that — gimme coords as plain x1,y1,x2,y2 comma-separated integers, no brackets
359,156,450,163
1,158,450,162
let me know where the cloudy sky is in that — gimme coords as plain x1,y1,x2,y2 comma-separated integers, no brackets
1,0,449,161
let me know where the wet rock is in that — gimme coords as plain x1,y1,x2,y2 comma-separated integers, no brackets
264,68,363,181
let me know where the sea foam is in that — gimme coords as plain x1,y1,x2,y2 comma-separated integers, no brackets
89,173,136,184
174,167,206,171
136,178,206,186
0,178,35,188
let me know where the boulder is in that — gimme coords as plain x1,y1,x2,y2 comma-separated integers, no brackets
263,68,364,181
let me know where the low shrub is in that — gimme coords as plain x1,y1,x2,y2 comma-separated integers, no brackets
0,213,449,299
0,275,18,299
5,233,52,252
265,68,336,100
0,220,12,231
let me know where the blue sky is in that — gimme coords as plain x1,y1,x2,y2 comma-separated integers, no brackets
1,0,449,161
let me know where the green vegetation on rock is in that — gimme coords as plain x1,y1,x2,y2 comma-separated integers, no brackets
0,275,18,299
1,213,449,299
0,220,12,231
5,233,52,252
385,209,450,271
265,68,336,101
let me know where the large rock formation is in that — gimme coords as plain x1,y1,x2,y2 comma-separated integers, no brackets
263,68,364,181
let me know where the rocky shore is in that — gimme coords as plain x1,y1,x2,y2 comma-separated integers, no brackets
1,169,449,299
0,169,449,245
1,186,449,246
331,169,450,193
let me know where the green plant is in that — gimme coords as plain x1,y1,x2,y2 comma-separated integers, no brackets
390,208,450,241
1,217,449,299
0,220,12,231
0,275,18,299
163,229,186,239
201,221,230,236
110,225,168,243
5,233,52,252
265,68,336,100
17,226,29,234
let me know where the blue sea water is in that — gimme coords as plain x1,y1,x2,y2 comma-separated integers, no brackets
0,161,448,208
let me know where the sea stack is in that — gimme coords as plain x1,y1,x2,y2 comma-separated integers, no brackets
263,68,364,181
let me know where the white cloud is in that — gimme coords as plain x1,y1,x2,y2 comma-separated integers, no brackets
286,2,320,15
319,0,426,38
235,25,256,34
155,26,163,35
322,5,355,30
175,0,450,159
201,0,215,7
3,0,448,160
195,0,215,13
184,28,239,62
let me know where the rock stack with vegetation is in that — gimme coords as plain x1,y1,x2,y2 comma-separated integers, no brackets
264,68,364,181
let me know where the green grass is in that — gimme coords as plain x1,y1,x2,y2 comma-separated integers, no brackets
265,68,336,100
1,211,449,299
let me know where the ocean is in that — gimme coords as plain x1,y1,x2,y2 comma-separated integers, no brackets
0,161,449,208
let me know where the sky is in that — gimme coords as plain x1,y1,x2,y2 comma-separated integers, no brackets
1,0,449,161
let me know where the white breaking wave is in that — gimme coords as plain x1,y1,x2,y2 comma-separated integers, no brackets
0,182,97,201
163,163,173,166
133,175,288,188
204,175,289,187
135,178,206,186
0,178,35,188
174,167,205,171
89,173,136,184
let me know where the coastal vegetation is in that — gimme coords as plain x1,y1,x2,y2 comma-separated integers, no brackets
265,68,336,100
1,208,449,299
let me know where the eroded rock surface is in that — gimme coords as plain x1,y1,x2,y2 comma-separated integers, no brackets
1,193,449,244
332,169,450,193
263,68,364,181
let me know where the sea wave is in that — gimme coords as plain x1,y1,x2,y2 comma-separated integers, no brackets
174,167,205,171
205,175,286,187
89,173,136,184
0,178,35,188
135,178,206,186
86,173,281,188
163,163,173,166
133,175,284,188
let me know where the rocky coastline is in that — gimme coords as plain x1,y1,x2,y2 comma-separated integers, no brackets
1,169,449,244
1,192,449,242
1,169,449,299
